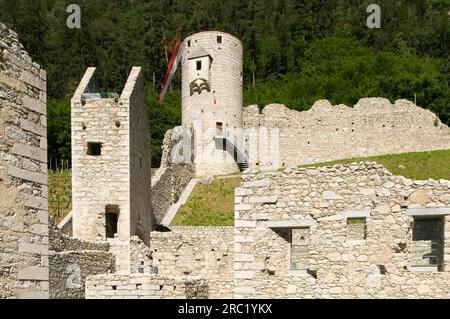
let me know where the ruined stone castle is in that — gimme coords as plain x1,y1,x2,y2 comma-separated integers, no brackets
1,26,450,299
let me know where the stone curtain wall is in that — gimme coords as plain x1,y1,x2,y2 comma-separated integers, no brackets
150,226,234,298
234,163,450,298
125,67,154,245
49,220,114,299
151,127,194,224
85,274,209,299
243,98,450,167
0,23,48,299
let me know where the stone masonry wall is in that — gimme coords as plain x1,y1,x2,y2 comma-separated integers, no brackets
150,226,234,298
130,235,153,274
126,67,153,245
151,127,194,224
0,23,48,299
49,219,114,299
243,99,450,168
85,274,209,299
234,162,450,298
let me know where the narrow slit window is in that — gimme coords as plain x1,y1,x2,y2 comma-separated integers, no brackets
216,122,223,136
196,60,202,71
87,142,102,156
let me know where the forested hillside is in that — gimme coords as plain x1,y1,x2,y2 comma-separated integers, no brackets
0,0,449,166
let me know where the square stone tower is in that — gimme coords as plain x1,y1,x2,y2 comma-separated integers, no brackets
71,67,153,247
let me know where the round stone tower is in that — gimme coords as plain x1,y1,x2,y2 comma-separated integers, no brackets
181,31,244,176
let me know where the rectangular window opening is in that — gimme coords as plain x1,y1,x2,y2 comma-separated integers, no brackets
290,228,309,270
196,60,202,71
217,35,222,44
87,142,102,156
347,217,366,240
105,205,119,239
411,217,444,271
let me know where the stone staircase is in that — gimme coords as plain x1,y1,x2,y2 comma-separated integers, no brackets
220,135,248,172
160,178,199,227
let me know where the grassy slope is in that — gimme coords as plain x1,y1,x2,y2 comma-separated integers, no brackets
297,149,450,180
171,177,241,226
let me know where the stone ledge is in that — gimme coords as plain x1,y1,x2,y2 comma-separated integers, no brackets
265,219,317,228
409,266,439,272
342,210,371,219
406,208,450,216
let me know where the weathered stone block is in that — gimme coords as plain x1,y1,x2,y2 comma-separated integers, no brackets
235,220,256,228
409,190,432,204
18,266,48,281
24,194,48,210
248,196,278,204
29,224,48,235
241,178,269,188
12,143,47,163
234,253,255,262
40,137,47,150
18,243,48,254
322,191,342,200
20,119,46,137
15,290,49,299
235,188,253,196
0,71,27,92
38,210,48,224
235,204,251,211
8,165,47,185
22,96,46,115
20,70,46,91
234,271,255,279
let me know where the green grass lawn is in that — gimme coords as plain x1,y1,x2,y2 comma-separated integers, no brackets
297,149,450,180
171,177,241,226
